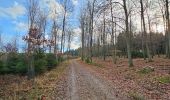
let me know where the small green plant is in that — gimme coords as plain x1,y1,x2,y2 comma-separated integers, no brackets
7,52,19,68
58,56,64,62
157,76,170,84
0,61,10,74
34,59,47,74
15,62,27,74
129,92,145,100
85,57,91,64
46,53,58,68
131,51,146,58
81,56,85,61
138,67,154,74
0,60,4,69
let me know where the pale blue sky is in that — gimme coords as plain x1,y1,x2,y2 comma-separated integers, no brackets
0,0,83,51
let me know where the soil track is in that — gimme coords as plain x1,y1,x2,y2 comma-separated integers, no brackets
66,60,126,100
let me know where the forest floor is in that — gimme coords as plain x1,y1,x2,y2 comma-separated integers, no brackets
80,57,170,100
0,57,170,100
0,61,69,99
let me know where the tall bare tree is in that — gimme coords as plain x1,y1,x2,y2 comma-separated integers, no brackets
80,9,86,60
61,0,67,53
140,0,152,62
109,0,117,64
165,0,170,58
123,0,133,67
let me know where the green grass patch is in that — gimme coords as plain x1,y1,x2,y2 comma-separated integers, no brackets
138,67,154,74
157,76,170,84
129,92,145,100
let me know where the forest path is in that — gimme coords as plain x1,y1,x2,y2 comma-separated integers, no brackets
66,59,123,100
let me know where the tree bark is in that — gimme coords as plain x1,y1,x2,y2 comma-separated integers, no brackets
140,0,152,62
61,0,67,53
123,0,133,67
103,10,106,61
80,13,85,61
165,0,170,58
110,0,117,64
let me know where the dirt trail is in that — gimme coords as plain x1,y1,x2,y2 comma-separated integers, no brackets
66,60,125,100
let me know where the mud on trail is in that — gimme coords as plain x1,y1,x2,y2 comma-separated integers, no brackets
64,60,126,100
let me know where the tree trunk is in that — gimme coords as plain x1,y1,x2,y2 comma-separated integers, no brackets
81,14,85,61
165,0,170,58
61,0,67,53
123,0,133,67
140,0,152,62
53,21,58,59
103,10,106,61
89,0,96,63
110,0,117,64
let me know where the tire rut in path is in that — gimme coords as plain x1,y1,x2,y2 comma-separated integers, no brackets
68,61,79,100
